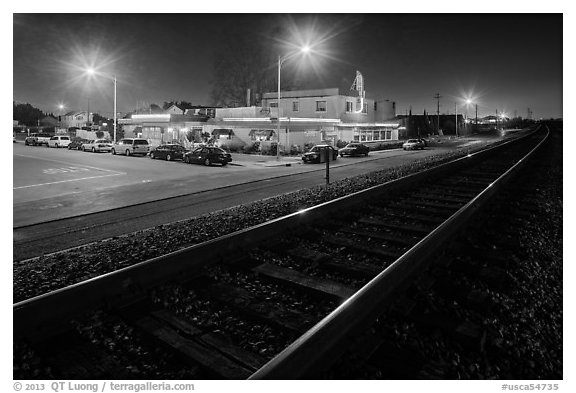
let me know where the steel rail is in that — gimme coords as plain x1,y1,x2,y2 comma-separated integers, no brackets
13,127,541,341
249,126,549,379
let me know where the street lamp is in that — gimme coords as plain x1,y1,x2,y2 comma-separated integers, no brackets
113,75,117,143
85,68,118,143
454,99,474,137
276,46,311,160
58,104,64,129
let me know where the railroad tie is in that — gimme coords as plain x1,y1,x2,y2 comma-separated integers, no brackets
252,262,357,300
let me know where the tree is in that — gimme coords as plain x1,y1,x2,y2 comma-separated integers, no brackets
92,113,107,125
163,101,193,111
13,102,46,126
150,104,163,113
210,18,289,107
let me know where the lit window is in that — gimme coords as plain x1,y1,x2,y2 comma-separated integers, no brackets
292,101,299,112
316,101,327,112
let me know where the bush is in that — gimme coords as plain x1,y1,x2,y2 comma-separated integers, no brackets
336,139,349,148
242,142,261,154
290,144,301,155
264,142,278,156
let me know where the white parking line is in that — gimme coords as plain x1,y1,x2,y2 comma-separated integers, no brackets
13,153,124,174
13,172,126,190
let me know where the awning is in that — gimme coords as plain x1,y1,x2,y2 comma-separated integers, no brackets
212,129,235,137
248,129,275,137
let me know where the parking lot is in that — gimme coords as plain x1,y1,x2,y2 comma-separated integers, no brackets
13,143,307,225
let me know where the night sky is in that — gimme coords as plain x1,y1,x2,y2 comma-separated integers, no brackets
13,12,563,119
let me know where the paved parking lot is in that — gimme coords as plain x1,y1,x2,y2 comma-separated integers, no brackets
12,144,332,226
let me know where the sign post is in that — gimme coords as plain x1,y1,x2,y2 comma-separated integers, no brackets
325,147,330,189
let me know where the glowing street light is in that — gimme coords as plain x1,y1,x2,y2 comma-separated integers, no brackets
58,104,64,128
276,46,312,160
455,98,475,136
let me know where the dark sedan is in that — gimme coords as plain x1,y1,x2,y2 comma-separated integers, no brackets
149,144,188,161
183,146,232,166
339,142,370,157
67,138,90,150
302,144,338,163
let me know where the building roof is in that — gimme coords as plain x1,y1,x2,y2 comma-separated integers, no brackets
64,111,88,117
262,88,360,99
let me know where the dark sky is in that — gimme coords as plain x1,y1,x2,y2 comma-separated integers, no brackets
13,13,563,119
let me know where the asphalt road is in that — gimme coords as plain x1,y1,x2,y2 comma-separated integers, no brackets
13,135,503,261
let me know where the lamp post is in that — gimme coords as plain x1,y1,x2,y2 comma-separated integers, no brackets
276,46,310,160
276,55,282,161
113,75,117,143
58,104,64,129
85,68,118,142
465,99,472,122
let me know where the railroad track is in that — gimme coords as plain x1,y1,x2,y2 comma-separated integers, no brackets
14,126,550,379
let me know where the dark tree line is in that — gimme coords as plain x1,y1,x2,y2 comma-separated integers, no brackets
13,102,49,126
162,101,194,110
209,17,297,108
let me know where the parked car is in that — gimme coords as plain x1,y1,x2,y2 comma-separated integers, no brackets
82,139,113,153
402,139,426,150
183,146,232,166
24,133,51,146
339,142,370,157
48,135,72,148
302,144,339,163
111,138,150,156
150,144,188,161
68,138,90,150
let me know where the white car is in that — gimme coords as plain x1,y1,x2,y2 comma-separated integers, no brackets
111,138,150,156
81,139,113,153
402,139,425,150
48,135,71,148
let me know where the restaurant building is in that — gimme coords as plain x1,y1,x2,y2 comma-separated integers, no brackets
118,76,399,151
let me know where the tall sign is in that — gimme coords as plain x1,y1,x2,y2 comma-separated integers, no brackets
350,71,365,114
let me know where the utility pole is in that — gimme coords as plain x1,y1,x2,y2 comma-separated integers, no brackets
434,93,441,134
455,102,458,137
475,103,478,125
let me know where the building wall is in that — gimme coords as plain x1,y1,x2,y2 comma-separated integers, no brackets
62,112,93,129
75,129,111,140
205,120,337,150
262,91,395,124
